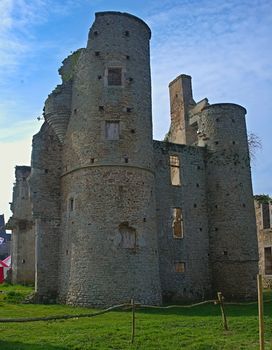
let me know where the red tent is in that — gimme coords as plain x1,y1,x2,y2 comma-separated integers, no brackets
0,260,9,284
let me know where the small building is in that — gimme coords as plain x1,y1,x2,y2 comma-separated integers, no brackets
0,257,11,284
0,214,11,261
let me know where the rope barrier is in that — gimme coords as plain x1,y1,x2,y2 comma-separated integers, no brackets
0,303,130,323
140,300,215,309
0,297,271,323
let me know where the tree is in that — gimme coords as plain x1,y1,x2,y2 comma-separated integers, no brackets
248,132,262,162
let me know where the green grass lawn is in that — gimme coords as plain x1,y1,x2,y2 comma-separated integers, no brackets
0,284,272,349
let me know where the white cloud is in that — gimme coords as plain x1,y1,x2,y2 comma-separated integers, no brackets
0,137,33,222
0,0,82,74
148,0,272,138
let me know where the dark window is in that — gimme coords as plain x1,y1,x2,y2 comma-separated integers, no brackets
172,208,183,239
108,68,122,86
262,203,271,229
175,262,185,273
265,247,272,274
69,198,74,211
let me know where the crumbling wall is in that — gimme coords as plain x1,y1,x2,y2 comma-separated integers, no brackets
29,122,62,299
44,50,82,144
154,141,211,302
8,166,35,284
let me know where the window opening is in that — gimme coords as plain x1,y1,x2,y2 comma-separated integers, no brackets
175,262,185,273
262,203,271,229
170,155,181,185
172,208,183,239
119,222,136,249
105,121,120,140
69,198,74,211
108,68,122,86
265,247,272,274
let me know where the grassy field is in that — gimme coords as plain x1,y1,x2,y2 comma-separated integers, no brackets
0,284,272,350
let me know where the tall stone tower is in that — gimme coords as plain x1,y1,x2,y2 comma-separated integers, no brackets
198,104,258,299
58,12,162,306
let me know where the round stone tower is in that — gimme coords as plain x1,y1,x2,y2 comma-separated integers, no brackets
198,103,258,299
58,12,161,306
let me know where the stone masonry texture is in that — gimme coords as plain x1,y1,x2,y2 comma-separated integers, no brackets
255,198,272,287
7,166,35,284
9,11,258,305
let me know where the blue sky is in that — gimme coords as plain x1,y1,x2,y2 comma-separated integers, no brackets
0,0,271,221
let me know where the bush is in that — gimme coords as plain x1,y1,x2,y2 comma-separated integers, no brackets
3,291,26,304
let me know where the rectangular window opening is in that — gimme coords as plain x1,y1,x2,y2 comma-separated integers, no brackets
108,68,122,86
69,198,74,212
175,261,185,273
105,121,120,140
265,247,272,275
262,203,271,229
172,208,183,239
170,155,181,186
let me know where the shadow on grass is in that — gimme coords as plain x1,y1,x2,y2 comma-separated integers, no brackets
0,341,68,350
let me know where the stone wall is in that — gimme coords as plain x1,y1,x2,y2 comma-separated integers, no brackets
29,122,62,298
8,166,35,284
168,75,196,145
154,141,211,301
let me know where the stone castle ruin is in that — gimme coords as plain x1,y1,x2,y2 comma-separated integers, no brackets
8,12,258,306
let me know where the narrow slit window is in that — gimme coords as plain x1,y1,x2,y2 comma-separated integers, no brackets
175,262,185,273
265,247,272,275
170,155,181,185
262,203,271,229
105,121,120,140
172,208,183,239
108,68,122,86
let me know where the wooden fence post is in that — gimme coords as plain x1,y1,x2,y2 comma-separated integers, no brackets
217,292,228,331
131,298,135,344
257,274,265,350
